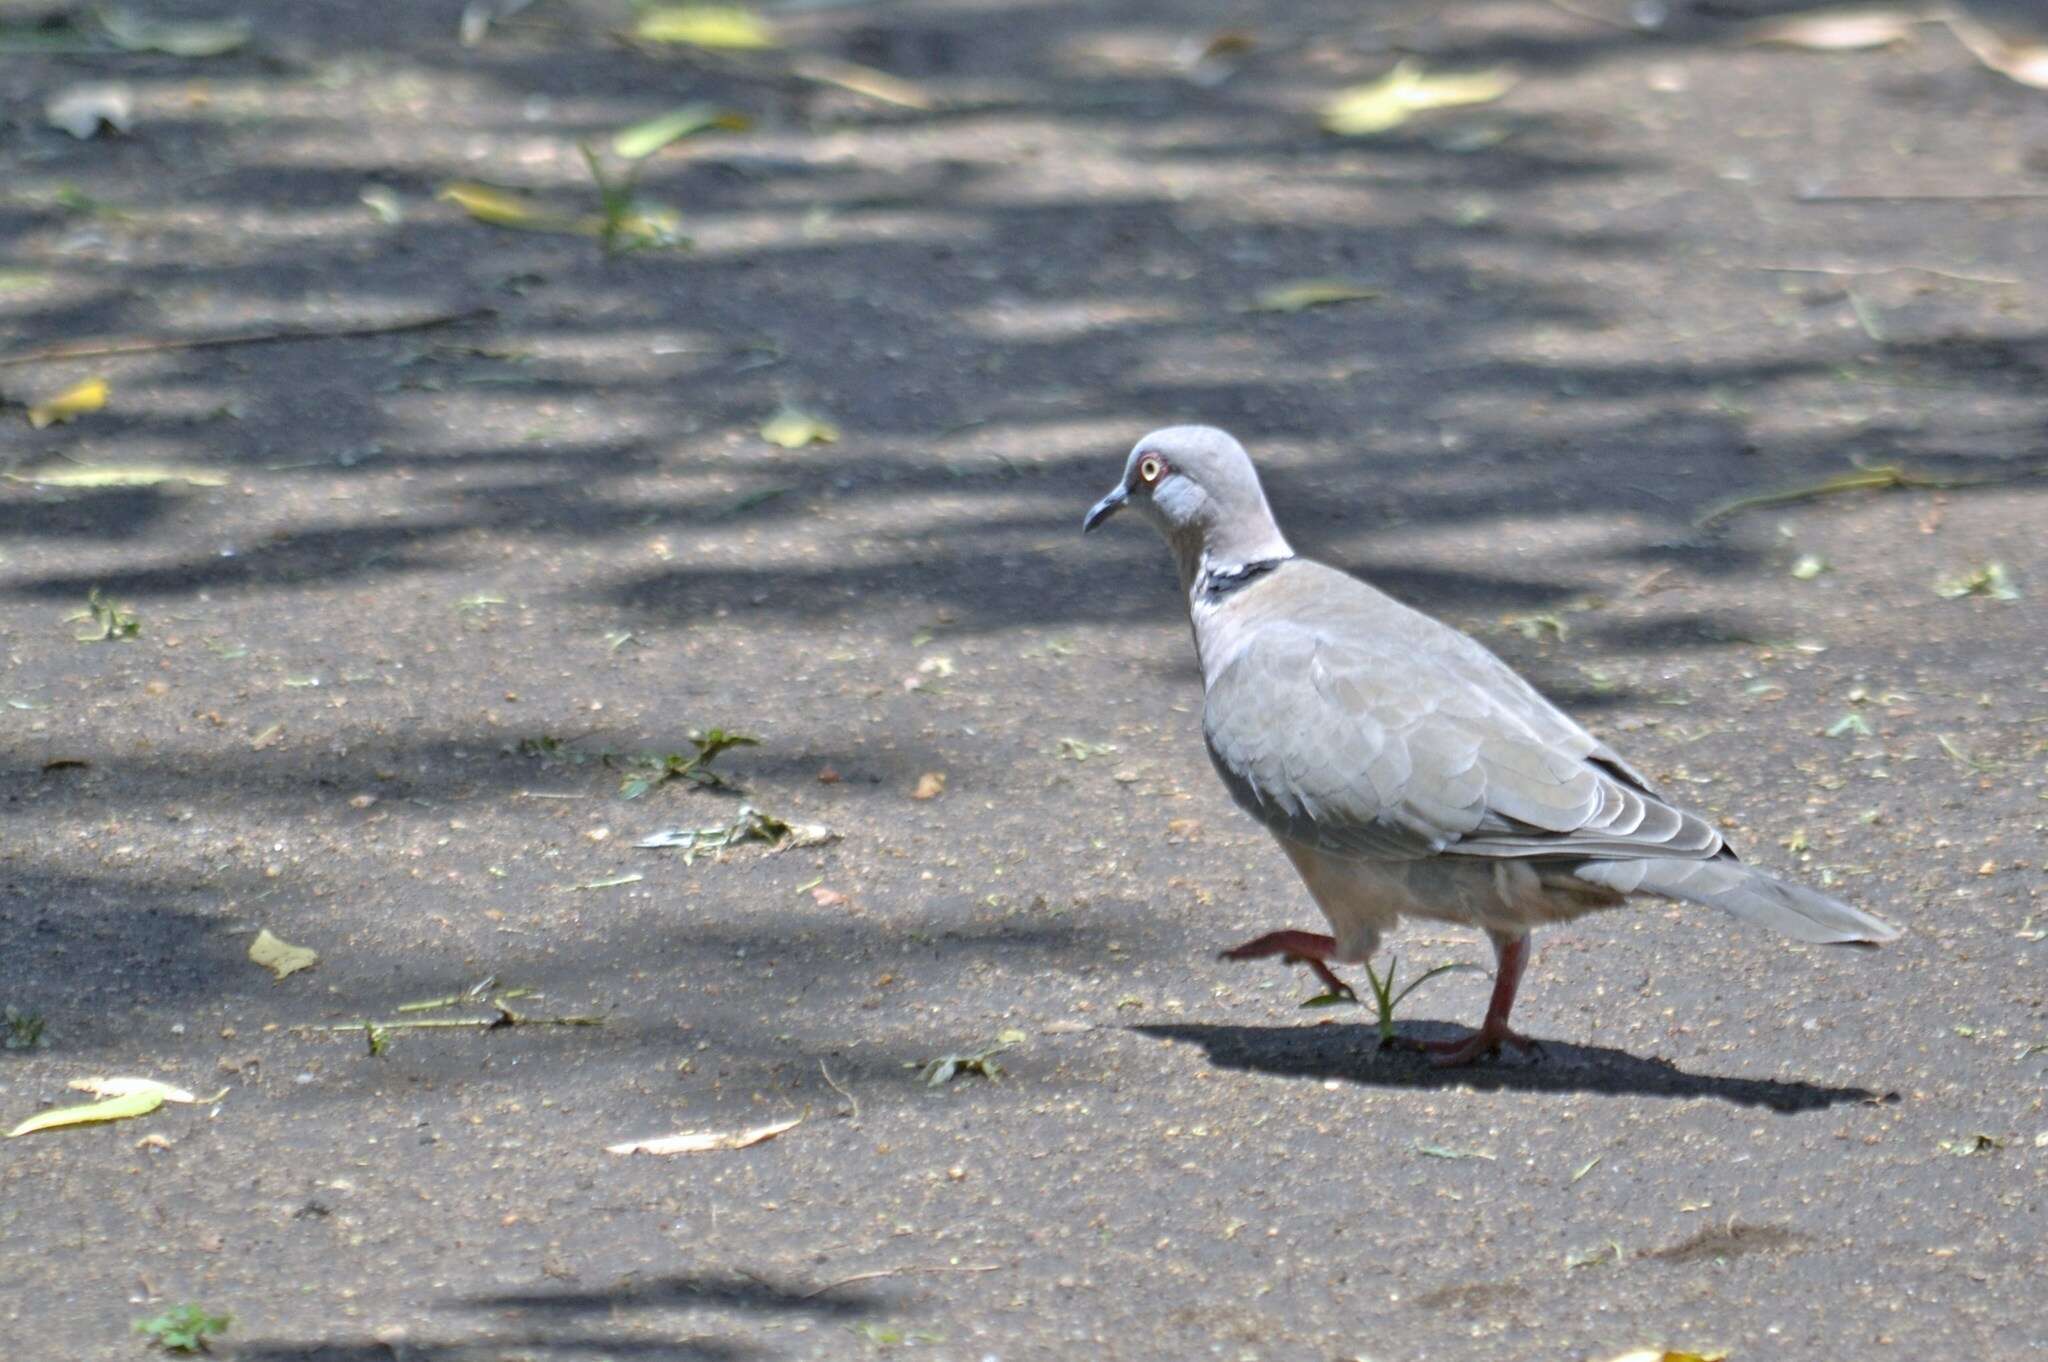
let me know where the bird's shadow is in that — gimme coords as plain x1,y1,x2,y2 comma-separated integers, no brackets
1134,1022,1890,1113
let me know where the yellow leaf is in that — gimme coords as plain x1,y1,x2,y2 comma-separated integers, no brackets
759,408,839,448
1746,8,1921,51
1322,60,1515,137
26,377,108,429
1248,279,1381,313
607,1114,802,1155
911,771,946,800
634,5,778,50
1595,1351,1729,1362
612,104,752,160
7,1088,164,1138
439,182,596,236
7,464,225,488
249,928,318,981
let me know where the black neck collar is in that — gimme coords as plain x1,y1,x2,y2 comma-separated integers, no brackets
1199,556,1287,600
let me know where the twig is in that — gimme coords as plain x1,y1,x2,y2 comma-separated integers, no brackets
0,307,494,368
1696,463,2048,527
1750,262,2019,286
819,1059,859,1122
300,1011,602,1033
799,1264,1003,1300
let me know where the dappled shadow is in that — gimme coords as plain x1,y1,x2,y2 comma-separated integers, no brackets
1133,1021,1889,1112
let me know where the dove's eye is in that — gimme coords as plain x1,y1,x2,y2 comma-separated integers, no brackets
1137,454,1167,484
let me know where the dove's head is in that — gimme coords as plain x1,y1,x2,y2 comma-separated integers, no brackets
1083,425,1292,578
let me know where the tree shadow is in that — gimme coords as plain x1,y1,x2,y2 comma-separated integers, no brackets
1132,1020,1889,1112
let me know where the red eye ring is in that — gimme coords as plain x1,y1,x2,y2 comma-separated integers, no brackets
1137,453,1166,484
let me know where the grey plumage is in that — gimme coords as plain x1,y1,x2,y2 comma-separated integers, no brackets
1085,425,1899,1060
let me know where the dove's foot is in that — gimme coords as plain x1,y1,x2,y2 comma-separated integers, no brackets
1218,930,1355,1000
1423,930,1538,1066
1422,1026,1544,1068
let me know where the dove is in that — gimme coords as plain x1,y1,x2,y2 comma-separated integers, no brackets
1083,425,1900,1065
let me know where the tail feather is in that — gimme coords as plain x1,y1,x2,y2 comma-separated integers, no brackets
1574,858,1902,945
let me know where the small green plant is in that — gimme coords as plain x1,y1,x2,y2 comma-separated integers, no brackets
67,588,140,642
1302,955,1488,1048
134,1304,230,1354
577,144,685,256
618,728,758,799
3,1004,46,1050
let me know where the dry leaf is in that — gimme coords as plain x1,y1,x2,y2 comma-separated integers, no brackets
1322,60,1515,137
612,104,751,160
7,1087,165,1138
248,928,318,980
1248,279,1381,313
45,82,134,139
100,8,252,57
810,886,849,907
790,54,936,110
1595,1351,1729,1362
26,377,108,429
8,464,225,488
1943,11,2048,90
607,1114,802,1155
1745,8,1920,51
68,1076,214,1104
911,771,946,800
633,5,778,50
759,408,839,448
439,182,594,236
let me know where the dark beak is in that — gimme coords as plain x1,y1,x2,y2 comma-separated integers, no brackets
1082,485,1128,534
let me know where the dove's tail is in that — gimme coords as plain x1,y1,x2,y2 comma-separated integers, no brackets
1573,857,1903,945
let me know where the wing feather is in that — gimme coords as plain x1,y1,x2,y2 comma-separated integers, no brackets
1202,596,1724,866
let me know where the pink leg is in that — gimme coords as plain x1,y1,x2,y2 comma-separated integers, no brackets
1218,929,1355,999
1423,931,1542,1067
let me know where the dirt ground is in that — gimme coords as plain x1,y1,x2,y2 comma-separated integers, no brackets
3,2,2046,1359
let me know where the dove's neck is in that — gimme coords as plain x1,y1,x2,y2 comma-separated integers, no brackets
1169,514,1293,607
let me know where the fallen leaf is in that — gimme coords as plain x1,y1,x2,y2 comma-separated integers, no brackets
1595,1351,1729,1362
1247,279,1381,313
612,104,751,160
759,408,839,448
1322,60,1515,137
8,464,225,488
100,8,252,56
1413,1140,1496,1161
440,182,594,236
249,722,284,750
633,5,778,49
248,928,318,980
45,82,134,138
789,54,935,109
68,1077,223,1105
26,377,108,429
811,886,849,907
1790,553,1827,580
1745,8,1920,51
607,1114,802,1155
911,771,946,800
7,1087,164,1138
